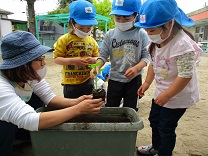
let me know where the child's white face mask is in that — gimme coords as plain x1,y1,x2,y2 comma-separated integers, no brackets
114,16,137,31
115,20,134,31
72,24,92,38
148,19,175,44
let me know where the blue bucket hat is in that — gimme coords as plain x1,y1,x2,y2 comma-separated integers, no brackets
134,0,194,28
0,31,53,69
69,0,98,26
110,0,141,16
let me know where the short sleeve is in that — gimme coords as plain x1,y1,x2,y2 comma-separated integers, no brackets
176,52,195,78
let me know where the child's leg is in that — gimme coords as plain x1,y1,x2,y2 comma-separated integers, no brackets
158,106,186,156
149,99,161,151
123,75,141,111
106,79,123,107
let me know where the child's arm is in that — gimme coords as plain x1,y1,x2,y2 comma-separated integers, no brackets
124,60,147,79
138,64,155,97
54,57,89,67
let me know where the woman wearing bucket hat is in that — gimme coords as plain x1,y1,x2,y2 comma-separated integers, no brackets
53,0,99,99
90,0,150,111
0,30,103,155
135,0,202,155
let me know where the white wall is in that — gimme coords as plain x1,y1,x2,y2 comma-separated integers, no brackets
0,19,12,39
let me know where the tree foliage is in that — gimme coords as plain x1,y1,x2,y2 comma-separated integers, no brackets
92,0,115,31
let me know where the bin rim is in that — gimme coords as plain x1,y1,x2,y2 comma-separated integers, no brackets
34,107,144,131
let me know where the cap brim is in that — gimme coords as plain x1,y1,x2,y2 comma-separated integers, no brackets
135,7,195,28
0,45,53,69
175,8,195,27
109,10,134,16
134,20,167,28
74,19,98,26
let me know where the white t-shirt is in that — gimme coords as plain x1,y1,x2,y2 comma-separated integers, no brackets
0,73,55,131
151,30,202,108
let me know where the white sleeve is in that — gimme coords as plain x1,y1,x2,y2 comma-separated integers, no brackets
0,77,40,131
32,79,56,106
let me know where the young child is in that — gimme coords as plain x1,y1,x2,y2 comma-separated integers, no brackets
135,0,202,155
53,0,99,98
91,0,150,111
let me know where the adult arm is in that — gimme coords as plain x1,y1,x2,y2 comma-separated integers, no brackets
38,98,103,129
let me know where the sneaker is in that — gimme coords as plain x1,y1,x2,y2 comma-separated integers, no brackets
137,144,158,155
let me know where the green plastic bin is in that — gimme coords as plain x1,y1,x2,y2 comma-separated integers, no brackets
30,107,144,156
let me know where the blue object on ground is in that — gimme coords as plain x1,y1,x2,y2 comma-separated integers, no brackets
97,63,111,81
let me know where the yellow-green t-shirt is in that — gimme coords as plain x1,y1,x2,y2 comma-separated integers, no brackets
53,32,99,85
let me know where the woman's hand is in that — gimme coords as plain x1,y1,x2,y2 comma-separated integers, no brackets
39,98,104,129
76,95,93,103
76,98,104,114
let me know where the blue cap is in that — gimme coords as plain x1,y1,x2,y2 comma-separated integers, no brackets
134,0,194,28
69,0,98,26
110,0,141,16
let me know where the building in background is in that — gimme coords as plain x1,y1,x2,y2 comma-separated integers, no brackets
0,8,27,54
188,6,208,52
0,8,27,40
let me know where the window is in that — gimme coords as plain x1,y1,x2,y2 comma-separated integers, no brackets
204,25,208,40
196,27,200,33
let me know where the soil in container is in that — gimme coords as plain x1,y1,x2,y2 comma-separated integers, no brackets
67,113,133,123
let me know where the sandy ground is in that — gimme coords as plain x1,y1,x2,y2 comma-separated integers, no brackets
44,54,208,156
3,53,208,155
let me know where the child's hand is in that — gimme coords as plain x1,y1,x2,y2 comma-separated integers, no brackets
124,66,138,79
154,92,171,106
90,68,96,79
138,82,150,97
84,57,96,64
72,58,89,66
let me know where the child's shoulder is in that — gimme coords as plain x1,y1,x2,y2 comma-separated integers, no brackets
58,33,71,40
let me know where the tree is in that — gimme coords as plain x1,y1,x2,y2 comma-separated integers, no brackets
93,0,114,31
20,0,36,35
